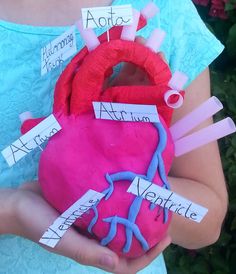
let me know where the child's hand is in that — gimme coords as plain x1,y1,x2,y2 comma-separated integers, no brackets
5,182,171,274
110,37,166,88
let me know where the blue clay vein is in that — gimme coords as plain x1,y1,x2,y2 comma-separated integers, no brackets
86,122,171,253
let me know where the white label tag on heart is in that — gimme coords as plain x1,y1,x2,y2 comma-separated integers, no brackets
93,102,160,123
1,114,61,167
81,5,133,29
41,26,77,76
127,177,208,223
39,189,105,248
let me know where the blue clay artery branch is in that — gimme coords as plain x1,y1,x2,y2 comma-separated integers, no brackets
87,122,171,253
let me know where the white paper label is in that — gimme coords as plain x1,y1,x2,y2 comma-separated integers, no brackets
93,102,159,123
1,114,61,167
127,177,208,223
41,26,77,76
81,5,133,29
39,189,105,248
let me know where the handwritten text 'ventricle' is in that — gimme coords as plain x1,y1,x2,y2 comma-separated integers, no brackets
128,177,208,223
39,190,105,248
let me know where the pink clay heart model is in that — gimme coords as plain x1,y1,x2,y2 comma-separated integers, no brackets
19,2,235,258
39,113,174,257
21,6,178,257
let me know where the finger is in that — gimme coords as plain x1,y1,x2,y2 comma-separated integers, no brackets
124,36,149,85
111,36,148,87
115,235,171,274
142,235,171,263
13,190,119,273
135,35,167,64
131,235,172,271
120,62,137,77
133,67,149,84
53,229,119,272
135,36,146,45
19,181,42,194
110,63,137,87
120,36,146,77
23,194,120,272
159,52,168,64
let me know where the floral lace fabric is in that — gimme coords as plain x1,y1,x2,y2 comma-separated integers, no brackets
0,0,223,273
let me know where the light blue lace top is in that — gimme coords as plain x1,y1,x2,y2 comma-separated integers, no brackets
0,0,223,273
